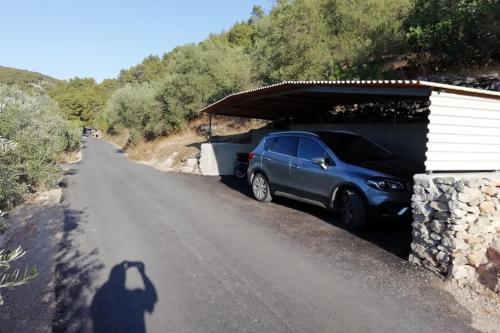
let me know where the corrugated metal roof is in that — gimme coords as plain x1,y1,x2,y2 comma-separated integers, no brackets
201,80,500,119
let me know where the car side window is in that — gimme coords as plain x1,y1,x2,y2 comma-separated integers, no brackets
264,137,275,151
269,137,297,156
298,138,327,161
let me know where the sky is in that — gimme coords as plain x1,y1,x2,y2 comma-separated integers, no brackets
0,0,272,82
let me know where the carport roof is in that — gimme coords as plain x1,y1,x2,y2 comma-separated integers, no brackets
201,80,500,120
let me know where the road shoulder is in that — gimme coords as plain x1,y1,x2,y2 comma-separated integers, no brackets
0,188,64,333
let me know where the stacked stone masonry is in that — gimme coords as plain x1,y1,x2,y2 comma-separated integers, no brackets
410,173,500,292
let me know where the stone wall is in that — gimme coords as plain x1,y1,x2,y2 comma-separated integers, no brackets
410,173,500,291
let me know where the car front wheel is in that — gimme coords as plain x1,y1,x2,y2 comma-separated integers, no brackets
252,173,272,202
339,189,366,229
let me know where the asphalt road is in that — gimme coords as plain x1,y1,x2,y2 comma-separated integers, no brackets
53,139,477,332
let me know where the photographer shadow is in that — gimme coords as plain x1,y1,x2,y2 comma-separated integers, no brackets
90,261,157,333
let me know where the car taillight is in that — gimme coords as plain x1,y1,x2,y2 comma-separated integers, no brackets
248,152,254,161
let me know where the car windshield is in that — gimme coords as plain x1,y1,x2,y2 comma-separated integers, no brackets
318,132,393,163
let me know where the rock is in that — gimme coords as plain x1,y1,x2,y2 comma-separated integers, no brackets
185,158,198,167
465,205,480,215
412,221,429,235
454,180,466,192
434,211,451,221
458,188,482,204
463,178,485,188
425,185,441,201
450,208,466,218
414,175,431,187
411,243,437,265
476,216,490,226
490,238,500,253
430,201,449,211
482,186,498,197
411,194,427,202
435,177,456,185
436,251,450,265
448,200,468,211
465,213,479,224
489,179,500,187
449,224,468,232
450,217,468,225
455,230,471,239
449,264,476,280
408,253,422,265
442,235,468,250
479,201,496,214
468,250,487,268
430,220,446,233
413,213,432,223
468,223,495,235
430,232,442,241
413,185,425,195
452,254,469,266
412,201,433,216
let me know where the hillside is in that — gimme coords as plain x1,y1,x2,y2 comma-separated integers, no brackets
0,66,59,92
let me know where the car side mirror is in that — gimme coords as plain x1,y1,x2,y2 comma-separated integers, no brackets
312,157,328,170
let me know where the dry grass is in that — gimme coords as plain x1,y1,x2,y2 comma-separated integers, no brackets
55,150,82,164
103,117,267,172
104,129,130,149
126,129,205,171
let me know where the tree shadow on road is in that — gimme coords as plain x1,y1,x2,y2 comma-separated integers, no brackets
52,207,104,333
219,176,412,259
52,166,104,333
90,261,158,333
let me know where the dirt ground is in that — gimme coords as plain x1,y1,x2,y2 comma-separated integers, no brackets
105,117,266,173
0,189,63,333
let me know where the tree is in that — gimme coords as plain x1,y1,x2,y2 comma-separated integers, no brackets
104,83,165,141
156,38,255,127
118,55,169,85
49,78,107,125
253,0,411,82
405,0,500,64
227,22,255,49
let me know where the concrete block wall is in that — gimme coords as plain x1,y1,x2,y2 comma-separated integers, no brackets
200,143,253,176
410,172,500,290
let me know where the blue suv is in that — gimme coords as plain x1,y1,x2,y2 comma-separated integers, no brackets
247,131,422,228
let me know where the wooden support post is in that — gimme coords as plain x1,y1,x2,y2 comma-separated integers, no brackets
208,113,212,143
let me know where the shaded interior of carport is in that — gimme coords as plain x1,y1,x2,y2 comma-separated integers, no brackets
200,80,500,259
203,81,433,121
202,81,440,170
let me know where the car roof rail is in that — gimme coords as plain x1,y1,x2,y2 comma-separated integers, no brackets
266,131,319,137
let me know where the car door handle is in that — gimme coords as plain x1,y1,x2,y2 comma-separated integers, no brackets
263,156,271,161
291,163,300,169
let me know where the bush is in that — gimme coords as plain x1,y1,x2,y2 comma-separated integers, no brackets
405,0,500,64
104,83,166,141
0,84,79,210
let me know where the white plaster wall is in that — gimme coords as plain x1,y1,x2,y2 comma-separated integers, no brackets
200,143,254,176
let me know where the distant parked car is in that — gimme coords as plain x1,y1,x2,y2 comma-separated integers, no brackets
247,131,423,228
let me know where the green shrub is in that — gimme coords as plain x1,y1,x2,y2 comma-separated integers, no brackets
104,83,166,140
0,84,79,210
405,0,500,64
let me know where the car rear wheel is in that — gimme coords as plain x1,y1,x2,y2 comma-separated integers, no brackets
252,173,272,202
339,189,366,229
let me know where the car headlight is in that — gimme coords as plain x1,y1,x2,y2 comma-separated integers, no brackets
367,179,405,192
